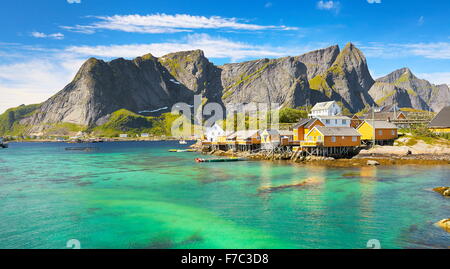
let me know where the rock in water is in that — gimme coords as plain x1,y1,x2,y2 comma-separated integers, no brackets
435,219,450,233
367,160,380,166
433,187,450,197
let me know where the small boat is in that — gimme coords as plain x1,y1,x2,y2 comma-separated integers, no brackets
168,149,195,152
179,140,187,145
0,138,8,149
195,157,246,163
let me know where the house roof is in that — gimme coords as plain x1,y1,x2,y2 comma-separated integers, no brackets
311,101,336,111
314,126,361,136
235,130,260,139
262,129,280,136
429,106,450,128
363,120,398,129
316,115,351,120
293,118,321,129
363,111,405,121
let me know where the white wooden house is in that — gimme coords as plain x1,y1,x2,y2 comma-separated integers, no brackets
204,123,226,142
309,101,342,117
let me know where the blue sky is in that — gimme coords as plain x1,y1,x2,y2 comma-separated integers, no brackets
1,0,449,113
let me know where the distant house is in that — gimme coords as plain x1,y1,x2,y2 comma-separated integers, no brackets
205,123,225,142
309,101,341,117
141,133,150,138
357,120,398,143
261,129,281,149
428,106,450,133
363,111,407,122
316,115,351,127
119,134,128,138
278,130,294,145
235,130,261,144
292,118,325,142
303,126,361,147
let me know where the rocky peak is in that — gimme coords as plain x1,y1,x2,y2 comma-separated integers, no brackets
158,49,220,96
376,67,416,84
295,45,340,80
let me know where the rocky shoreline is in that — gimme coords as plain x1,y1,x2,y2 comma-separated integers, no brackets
192,142,450,166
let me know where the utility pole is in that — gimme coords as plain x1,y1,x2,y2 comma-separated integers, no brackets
372,104,376,147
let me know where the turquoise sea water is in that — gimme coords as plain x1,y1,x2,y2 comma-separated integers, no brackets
0,141,448,249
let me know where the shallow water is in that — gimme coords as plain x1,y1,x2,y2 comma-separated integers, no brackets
0,141,449,249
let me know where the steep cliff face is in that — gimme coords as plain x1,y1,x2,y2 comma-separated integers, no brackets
24,54,194,128
157,49,223,102
220,57,309,108
294,45,340,80
368,68,450,112
307,43,376,112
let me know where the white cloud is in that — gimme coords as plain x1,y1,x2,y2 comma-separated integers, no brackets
61,13,298,34
417,72,450,85
367,0,381,4
66,33,311,62
31,32,64,40
67,0,81,3
317,1,340,12
418,16,425,26
265,2,273,8
360,42,450,60
0,56,83,113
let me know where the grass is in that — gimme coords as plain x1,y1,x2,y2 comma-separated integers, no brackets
0,103,41,136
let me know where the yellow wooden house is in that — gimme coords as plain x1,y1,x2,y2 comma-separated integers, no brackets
357,120,398,141
292,118,324,142
428,106,450,133
302,126,361,147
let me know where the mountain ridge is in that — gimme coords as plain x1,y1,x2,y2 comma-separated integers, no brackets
1,43,449,136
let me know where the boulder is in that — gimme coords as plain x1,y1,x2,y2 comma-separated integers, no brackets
432,187,450,197
367,160,380,166
435,219,450,233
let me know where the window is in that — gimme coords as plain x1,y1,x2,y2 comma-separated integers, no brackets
352,136,357,142
342,136,345,140
326,119,330,124
342,120,347,125
318,136,323,141
335,120,338,124
308,136,313,141
331,136,336,142
391,130,395,135
378,130,383,135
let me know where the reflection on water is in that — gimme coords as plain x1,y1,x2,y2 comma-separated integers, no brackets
0,141,449,249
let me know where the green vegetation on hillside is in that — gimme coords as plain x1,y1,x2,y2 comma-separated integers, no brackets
279,108,308,123
92,109,185,138
0,104,41,136
308,75,333,97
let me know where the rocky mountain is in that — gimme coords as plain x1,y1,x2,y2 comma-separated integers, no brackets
307,43,376,112
368,68,450,112
1,42,449,135
23,54,195,129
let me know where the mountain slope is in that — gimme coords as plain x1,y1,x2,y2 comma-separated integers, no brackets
23,54,195,130
307,43,376,113
369,68,450,112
